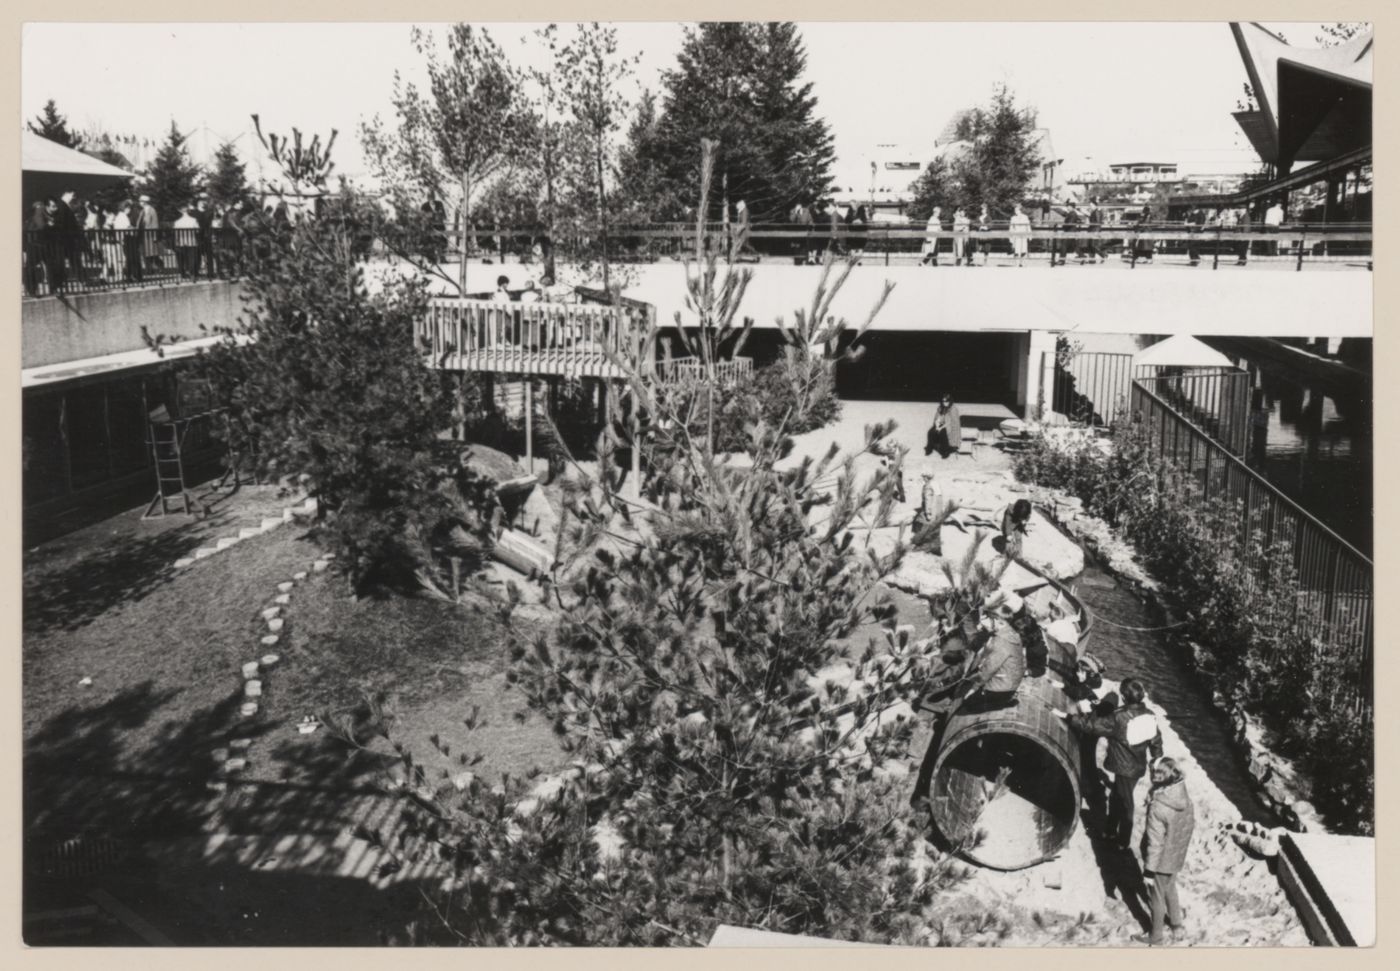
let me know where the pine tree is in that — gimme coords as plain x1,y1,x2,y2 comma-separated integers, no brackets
906,157,955,223
143,122,205,222
341,150,977,945
206,141,253,212
27,99,82,149
616,89,664,220
750,23,835,214
911,86,1041,220
184,122,493,591
639,22,835,223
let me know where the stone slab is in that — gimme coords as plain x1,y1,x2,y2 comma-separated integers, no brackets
1279,833,1374,946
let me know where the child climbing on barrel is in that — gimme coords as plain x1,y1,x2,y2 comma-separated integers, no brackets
958,591,1027,714
1050,654,1119,833
1054,677,1163,850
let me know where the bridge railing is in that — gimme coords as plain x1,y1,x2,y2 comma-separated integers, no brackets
429,222,1373,269
1130,379,1372,714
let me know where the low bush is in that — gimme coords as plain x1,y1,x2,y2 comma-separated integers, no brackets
1014,418,1373,834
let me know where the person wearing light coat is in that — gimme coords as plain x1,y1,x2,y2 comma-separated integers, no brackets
1136,756,1195,945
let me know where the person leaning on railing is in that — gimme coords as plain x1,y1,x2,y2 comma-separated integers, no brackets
23,201,48,296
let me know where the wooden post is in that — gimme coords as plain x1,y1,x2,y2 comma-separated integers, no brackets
524,377,534,475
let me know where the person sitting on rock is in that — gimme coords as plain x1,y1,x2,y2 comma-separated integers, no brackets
960,591,1027,712
1058,677,1163,850
1136,756,1195,946
994,498,1033,559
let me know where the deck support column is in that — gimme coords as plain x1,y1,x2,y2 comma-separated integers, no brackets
524,376,534,476
1025,329,1059,421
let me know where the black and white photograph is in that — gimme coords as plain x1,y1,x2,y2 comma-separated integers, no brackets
19,15,1374,948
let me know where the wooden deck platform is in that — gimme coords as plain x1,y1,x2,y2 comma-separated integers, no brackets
416,297,652,378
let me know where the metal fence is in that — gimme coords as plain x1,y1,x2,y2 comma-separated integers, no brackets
429,221,1374,270
1130,380,1372,713
1134,367,1252,456
22,229,245,298
25,221,1372,300
1052,351,1134,426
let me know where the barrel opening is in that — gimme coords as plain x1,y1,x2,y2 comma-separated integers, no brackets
932,729,1078,870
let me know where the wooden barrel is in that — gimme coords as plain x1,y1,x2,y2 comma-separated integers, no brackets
929,674,1081,870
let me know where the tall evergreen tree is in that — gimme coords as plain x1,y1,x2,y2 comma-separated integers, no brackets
27,99,83,149
616,90,668,222
143,122,205,222
952,86,1042,220
636,22,834,223
206,141,253,212
907,87,1041,221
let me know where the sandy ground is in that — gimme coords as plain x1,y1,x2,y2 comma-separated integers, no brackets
788,402,1307,946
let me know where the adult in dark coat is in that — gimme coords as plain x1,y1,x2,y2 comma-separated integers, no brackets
47,196,81,290
220,201,245,277
137,194,162,270
1136,757,1195,945
25,201,51,295
1062,677,1164,849
1131,205,1155,265
194,196,217,278
925,393,962,458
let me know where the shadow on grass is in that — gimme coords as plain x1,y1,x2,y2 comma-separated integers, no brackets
23,527,210,635
24,682,441,944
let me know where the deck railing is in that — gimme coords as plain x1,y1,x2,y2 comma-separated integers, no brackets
1130,380,1372,714
657,356,754,387
416,297,655,379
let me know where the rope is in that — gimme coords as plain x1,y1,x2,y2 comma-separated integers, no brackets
1087,613,1190,633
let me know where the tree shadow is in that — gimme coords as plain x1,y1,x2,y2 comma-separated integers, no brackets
23,527,210,635
24,682,438,945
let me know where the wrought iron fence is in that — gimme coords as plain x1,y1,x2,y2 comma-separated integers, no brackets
1052,351,1134,426
1130,379,1372,714
21,229,245,298
1134,367,1252,456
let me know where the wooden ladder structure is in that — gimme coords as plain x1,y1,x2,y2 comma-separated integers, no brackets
143,406,197,519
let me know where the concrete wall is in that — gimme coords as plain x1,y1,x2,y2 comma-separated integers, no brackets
22,281,246,369
616,263,1373,340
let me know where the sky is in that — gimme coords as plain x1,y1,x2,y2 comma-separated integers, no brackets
21,21,1348,183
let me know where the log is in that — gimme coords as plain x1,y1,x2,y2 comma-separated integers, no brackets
493,528,554,577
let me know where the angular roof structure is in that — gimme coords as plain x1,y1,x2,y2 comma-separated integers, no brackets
1230,22,1372,166
22,130,135,205
1133,334,1236,371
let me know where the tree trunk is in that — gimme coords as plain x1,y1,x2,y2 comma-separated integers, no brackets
596,137,609,294
545,162,558,283
458,172,472,296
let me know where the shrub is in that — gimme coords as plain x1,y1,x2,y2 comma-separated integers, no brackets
1014,416,1373,834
